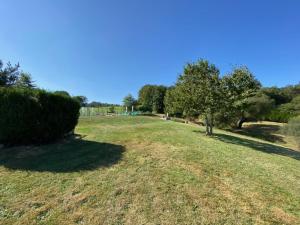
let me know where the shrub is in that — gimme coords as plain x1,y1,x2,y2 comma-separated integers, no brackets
137,105,152,112
266,109,292,123
266,96,300,122
281,116,300,147
0,87,80,145
0,88,40,144
108,106,115,113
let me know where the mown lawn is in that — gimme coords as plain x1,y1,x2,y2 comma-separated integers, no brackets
230,121,299,151
0,116,300,225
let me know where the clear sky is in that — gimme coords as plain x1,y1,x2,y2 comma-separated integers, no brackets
1,0,299,104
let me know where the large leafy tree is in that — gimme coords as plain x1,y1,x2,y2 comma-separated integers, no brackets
138,85,167,113
138,85,155,111
175,59,224,135
222,67,261,128
164,86,184,117
152,85,167,113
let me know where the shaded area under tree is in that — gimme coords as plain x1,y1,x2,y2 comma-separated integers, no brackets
193,130,300,161
229,123,285,143
0,137,125,173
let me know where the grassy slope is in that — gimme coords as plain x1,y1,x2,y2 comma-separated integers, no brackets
0,116,299,225
230,121,299,150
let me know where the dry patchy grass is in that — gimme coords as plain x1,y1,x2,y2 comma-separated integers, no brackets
0,116,299,224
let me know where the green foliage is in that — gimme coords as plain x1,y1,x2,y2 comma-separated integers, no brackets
172,59,224,135
108,106,115,113
36,91,80,142
266,109,291,123
245,92,275,120
0,87,80,145
87,101,120,107
54,90,71,97
165,63,262,131
123,94,136,108
152,85,167,113
0,88,40,144
164,86,184,117
0,60,35,89
267,95,300,122
262,86,292,105
0,60,20,87
281,116,300,147
73,95,88,107
262,84,300,122
15,72,35,89
222,66,261,128
279,84,300,101
138,85,155,112
138,85,167,113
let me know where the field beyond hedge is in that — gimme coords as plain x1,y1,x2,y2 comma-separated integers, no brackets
0,116,300,224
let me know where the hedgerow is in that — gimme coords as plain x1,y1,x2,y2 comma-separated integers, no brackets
0,87,80,145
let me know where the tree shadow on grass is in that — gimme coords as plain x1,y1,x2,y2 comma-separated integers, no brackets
0,137,125,173
228,123,285,143
193,130,300,161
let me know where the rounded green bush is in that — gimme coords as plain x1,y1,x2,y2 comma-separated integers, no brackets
0,87,80,145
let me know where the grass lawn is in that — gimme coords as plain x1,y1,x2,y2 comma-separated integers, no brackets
230,121,299,151
0,116,300,224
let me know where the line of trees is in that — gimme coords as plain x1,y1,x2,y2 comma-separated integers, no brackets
163,60,264,135
87,101,120,107
122,86,168,113
133,59,299,135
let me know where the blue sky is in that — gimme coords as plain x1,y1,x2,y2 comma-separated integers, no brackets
1,0,299,103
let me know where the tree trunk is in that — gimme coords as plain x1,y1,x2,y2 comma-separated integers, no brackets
209,123,213,135
205,116,210,135
237,117,246,129
205,115,213,136
210,113,214,135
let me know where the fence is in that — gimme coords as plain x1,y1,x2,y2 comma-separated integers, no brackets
80,107,142,117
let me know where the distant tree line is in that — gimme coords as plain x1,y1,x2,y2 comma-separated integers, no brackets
87,101,121,107
131,59,299,135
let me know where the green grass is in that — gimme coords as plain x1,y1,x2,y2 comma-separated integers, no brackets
0,116,300,224
230,121,300,150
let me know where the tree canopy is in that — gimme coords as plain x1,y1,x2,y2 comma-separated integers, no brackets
123,94,136,108
166,60,224,135
138,85,167,113
222,67,261,128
